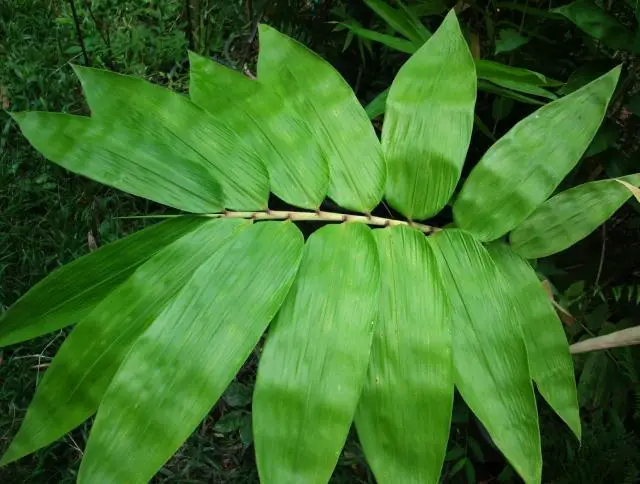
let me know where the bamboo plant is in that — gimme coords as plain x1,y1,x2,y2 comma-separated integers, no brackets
1,10,637,484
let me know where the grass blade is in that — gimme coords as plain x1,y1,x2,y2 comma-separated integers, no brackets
356,226,452,483
74,66,270,210
454,66,620,241
364,0,426,44
430,229,541,484
77,221,303,483
340,22,418,54
188,53,329,209
0,219,247,465
253,223,380,483
488,242,580,441
383,10,476,220
258,25,386,213
0,217,205,347
510,174,640,258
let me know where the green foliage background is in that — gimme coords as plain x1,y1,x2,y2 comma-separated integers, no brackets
0,0,639,482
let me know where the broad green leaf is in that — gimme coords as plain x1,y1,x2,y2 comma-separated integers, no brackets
487,242,581,440
78,221,303,483
510,174,640,258
495,28,529,55
257,25,386,213
383,11,476,220
11,112,223,213
0,217,205,347
341,23,417,54
553,0,635,51
74,66,269,210
453,66,620,241
356,226,452,484
188,53,329,209
364,0,428,45
0,218,246,465
430,229,541,484
253,222,379,484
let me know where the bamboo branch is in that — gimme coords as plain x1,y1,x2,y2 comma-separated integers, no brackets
205,210,439,234
570,325,640,354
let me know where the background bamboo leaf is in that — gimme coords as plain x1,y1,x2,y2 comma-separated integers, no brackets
257,25,385,213
477,81,546,105
73,66,270,210
430,229,541,484
510,174,640,259
383,10,476,220
363,0,427,45
77,221,303,483
488,242,581,441
11,112,224,213
454,66,620,241
355,226,452,484
365,87,390,119
475,60,562,88
0,217,206,347
0,218,247,466
553,0,636,51
495,28,529,55
339,23,417,54
188,53,329,209
253,222,379,484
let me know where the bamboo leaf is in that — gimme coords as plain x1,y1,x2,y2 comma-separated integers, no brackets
430,229,541,484
364,0,428,44
495,28,529,55
188,53,329,209
73,66,270,210
355,226,452,484
0,217,205,347
553,0,635,51
477,81,546,105
340,22,418,54
454,66,620,241
383,10,476,220
475,60,562,87
253,223,379,483
11,112,224,213
365,87,390,120
510,174,640,258
257,25,386,213
77,221,303,483
487,242,580,441
0,219,247,466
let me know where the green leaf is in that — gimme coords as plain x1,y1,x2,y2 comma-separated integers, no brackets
222,381,253,408
258,25,386,213
11,112,224,213
383,11,476,220
340,22,417,54
365,87,390,120
510,174,640,258
0,219,246,465
495,28,529,55
553,0,635,51
487,242,581,440
476,60,562,87
454,66,620,241
253,222,380,483
77,221,303,483
73,66,270,210
188,53,329,210
355,226,452,484
364,0,428,45
214,411,247,433
558,61,614,95
583,120,619,157
477,81,546,106
0,217,205,347
492,97,514,122
430,229,541,484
